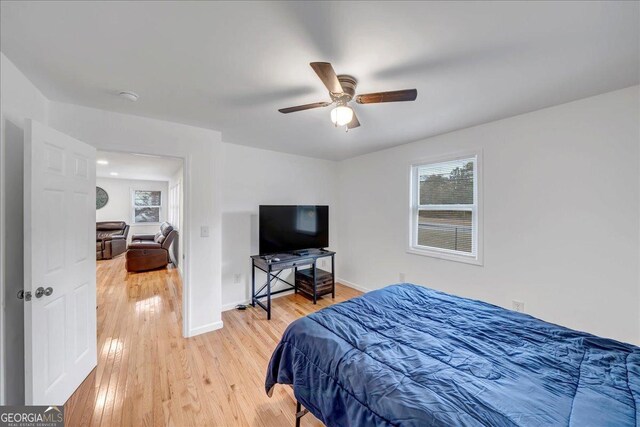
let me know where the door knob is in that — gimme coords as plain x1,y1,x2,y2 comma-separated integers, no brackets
17,290,32,301
35,287,45,298
44,287,53,296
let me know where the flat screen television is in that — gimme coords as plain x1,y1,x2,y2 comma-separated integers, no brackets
259,205,329,255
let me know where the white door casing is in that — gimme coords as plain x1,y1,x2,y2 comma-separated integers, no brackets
24,119,97,405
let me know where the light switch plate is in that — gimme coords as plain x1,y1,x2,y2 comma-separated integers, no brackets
200,226,209,237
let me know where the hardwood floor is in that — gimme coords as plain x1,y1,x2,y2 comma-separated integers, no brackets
64,256,361,426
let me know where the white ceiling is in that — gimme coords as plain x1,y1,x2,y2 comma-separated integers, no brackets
96,151,182,182
1,1,638,160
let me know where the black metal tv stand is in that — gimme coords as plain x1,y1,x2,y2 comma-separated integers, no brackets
250,249,336,320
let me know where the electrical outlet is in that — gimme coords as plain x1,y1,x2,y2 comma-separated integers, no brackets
512,300,525,313
320,259,327,268
233,274,241,284
399,273,406,282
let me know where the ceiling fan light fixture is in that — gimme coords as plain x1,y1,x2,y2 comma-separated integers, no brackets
330,105,353,127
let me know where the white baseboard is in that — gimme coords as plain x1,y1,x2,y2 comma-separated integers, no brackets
336,278,371,294
221,289,296,312
188,320,223,337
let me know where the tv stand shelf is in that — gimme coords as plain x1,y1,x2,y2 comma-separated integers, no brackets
250,249,336,320
296,268,333,298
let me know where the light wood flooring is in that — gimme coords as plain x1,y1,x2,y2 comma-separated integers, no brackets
64,256,361,426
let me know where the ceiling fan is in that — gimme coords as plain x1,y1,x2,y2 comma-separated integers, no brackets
278,62,418,130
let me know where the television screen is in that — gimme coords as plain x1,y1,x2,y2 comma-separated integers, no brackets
259,205,329,254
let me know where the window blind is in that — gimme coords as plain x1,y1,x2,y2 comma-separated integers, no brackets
414,158,476,254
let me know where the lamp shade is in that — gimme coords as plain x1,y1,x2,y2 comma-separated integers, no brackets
330,105,354,126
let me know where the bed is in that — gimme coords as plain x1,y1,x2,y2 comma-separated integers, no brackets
265,284,639,426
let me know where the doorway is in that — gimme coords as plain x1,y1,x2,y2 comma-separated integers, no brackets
2,118,197,407
64,150,188,422
95,149,185,294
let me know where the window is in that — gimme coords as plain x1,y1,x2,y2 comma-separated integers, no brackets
133,190,162,223
168,183,180,228
409,153,481,264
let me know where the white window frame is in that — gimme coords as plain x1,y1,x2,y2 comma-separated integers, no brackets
131,188,163,225
168,182,180,228
407,151,483,265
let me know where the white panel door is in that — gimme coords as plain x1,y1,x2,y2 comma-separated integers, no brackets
24,119,97,405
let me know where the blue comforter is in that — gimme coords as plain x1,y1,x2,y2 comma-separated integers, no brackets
266,284,640,426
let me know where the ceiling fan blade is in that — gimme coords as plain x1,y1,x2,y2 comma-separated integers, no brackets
310,62,343,94
347,111,360,129
278,101,331,114
356,89,418,104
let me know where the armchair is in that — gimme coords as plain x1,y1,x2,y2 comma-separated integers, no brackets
96,221,130,260
125,222,178,272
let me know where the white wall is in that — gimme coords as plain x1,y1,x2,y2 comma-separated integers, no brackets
220,143,339,310
48,102,224,337
337,86,640,345
96,177,169,241
0,52,49,404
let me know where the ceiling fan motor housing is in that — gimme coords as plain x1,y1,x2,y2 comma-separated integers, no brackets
335,75,357,100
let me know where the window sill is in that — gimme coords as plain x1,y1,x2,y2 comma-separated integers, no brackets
407,247,483,266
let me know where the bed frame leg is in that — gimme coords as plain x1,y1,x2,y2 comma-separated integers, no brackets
295,401,309,427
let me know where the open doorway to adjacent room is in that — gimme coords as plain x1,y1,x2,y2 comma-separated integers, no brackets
61,149,188,420
93,149,185,329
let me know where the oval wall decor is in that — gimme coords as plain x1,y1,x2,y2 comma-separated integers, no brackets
96,186,109,209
